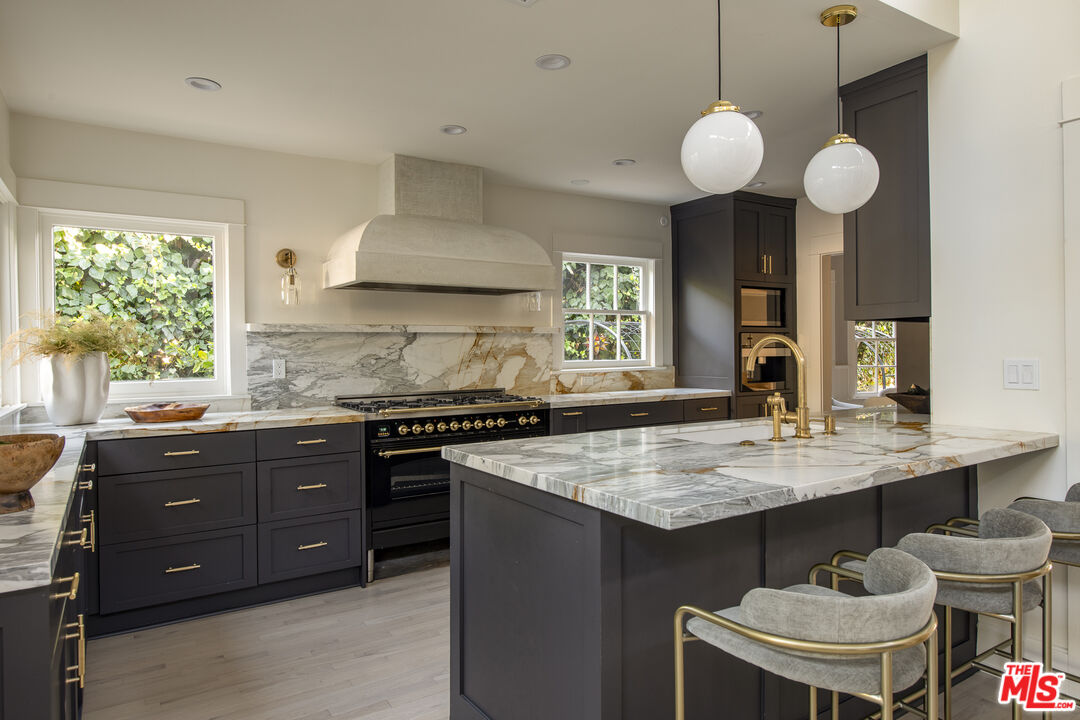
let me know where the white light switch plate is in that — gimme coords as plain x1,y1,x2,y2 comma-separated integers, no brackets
1003,358,1039,390
272,359,286,379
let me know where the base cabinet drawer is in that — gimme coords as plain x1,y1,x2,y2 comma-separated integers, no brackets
256,423,362,461
550,408,588,435
98,431,255,475
99,526,257,614
682,397,730,422
586,400,684,431
99,463,256,544
258,511,363,584
257,453,361,522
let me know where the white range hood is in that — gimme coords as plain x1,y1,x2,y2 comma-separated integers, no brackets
323,155,557,295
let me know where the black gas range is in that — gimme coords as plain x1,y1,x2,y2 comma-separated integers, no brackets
335,389,550,580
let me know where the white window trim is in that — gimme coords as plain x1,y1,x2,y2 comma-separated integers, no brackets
558,251,656,370
852,321,898,398
14,180,246,405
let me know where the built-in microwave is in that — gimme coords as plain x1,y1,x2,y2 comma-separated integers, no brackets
740,332,795,393
740,286,786,329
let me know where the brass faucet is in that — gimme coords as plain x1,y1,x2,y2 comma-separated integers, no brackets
744,334,812,439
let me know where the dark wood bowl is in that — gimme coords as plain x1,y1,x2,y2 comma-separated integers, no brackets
0,434,66,513
124,402,211,424
885,391,931,415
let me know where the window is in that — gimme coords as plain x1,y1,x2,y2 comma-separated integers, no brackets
40,211,231,398
855,321,897,395
561,254,652,366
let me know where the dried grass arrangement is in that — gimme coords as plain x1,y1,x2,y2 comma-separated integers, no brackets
2,311,142,365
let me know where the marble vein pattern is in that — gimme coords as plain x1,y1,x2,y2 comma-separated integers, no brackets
542,387,730,408
442,411,1059,531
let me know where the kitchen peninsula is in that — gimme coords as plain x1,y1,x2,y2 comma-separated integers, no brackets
443,410,1058,720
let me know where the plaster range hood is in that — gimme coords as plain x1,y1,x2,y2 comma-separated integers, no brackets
323,155,557,295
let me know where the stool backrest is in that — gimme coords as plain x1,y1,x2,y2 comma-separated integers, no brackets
1067,483,1080,503
739,548,936,644
897,507,1050,575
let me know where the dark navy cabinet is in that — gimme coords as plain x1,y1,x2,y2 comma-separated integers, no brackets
550,396,730,436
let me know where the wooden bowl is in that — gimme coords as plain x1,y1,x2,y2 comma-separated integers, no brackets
0,434,66,514
124,402,210,424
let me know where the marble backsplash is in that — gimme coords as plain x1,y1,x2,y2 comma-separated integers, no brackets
245,325,675,409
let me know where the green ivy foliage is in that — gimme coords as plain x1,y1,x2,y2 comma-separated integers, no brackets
561,261,642,361
53,226,215,381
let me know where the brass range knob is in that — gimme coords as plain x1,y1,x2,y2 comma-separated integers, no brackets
412,424,423,435
462,420,472,431
398,425,410,435
424,423,435,434
518,416,528,425
437,422,448,432
528,415,539,425
450,421,461,431
485,418,495,429
496,418,507,428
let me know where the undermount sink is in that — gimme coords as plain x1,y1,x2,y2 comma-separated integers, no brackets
668,420,834,446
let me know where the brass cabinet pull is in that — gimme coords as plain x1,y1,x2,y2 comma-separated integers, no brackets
81,511,96,552
164,498,201,508
52,572,80,601
77,480,93,491
165,563,201,574
296,438,327,445
80,463,96,473
298,541,328,551
699,406,719,412
63,614,87,688
768,255,773,274
297,483,328,491
377,446,443,458
629,412,650,417
761,254,767,273
561,411,584,417
163,449,200,457
65,528,88,548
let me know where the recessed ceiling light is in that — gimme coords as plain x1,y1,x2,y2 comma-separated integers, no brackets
440,124,468,135
743,110,763,120
535,54,571,71
185,76,221,92
570,179,590,185
745,181,767,188
612,158,637,167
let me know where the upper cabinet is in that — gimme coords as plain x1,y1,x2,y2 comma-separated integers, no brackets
840,55,930,321
733,199,796,283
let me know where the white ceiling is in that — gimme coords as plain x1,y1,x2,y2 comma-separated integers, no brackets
0,0,955,205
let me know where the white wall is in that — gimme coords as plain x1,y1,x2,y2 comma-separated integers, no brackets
0,90,14,199
10,115,671,357
795,201,844,415
927,0,1080,663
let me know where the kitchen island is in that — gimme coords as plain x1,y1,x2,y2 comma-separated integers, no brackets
443,409,1058,720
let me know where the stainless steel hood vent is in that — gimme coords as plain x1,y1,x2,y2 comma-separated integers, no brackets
323,155,556,295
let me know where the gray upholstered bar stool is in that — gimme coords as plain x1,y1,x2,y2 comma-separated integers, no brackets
834,508,1052,720
674,548,939,720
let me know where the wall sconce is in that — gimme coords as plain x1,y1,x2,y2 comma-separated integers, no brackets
276,248,301,305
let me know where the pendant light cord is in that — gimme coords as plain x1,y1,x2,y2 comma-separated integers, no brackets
836,23,841,134
717,0,723,99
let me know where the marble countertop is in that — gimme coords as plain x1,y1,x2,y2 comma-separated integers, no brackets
442,409,1059,530
540,387,731,408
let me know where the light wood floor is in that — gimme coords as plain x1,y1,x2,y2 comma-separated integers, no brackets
82,565,1067,719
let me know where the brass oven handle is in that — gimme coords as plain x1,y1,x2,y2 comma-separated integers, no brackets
629,412,650,417
52,572,80,601
298,541,328,551
165,563,201,574
377,446,443,458
81,511,96,552
296,439,327,445
699,407,719,412
377,399,543,416
297,483,328,491
164,498,201,508
561,411,584,417
163,449,200,457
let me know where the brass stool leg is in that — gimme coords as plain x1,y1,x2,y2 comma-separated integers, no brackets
943,606,953,720
810,685,817,720
927,625,939,720
1043,571,1052,720
831,691,839,720
1012,581,1023,720
674,615,686,720
880,652,894,720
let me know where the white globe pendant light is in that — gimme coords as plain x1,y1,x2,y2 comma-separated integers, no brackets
803,5,879,214
680,0,764,195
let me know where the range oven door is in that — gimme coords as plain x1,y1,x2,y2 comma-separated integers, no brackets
367,440,451,508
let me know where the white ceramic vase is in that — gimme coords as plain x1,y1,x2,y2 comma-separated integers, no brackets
39,352,110,426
